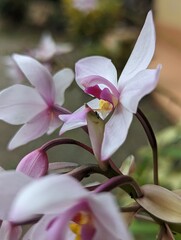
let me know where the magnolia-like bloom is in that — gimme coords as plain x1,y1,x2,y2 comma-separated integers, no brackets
59,11,161,160
28,33,73,62
10,175,133,240
0,54,74,149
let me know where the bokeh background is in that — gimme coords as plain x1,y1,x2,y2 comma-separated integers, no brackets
0,1,180,238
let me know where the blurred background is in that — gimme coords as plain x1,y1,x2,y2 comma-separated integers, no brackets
0,1,180,238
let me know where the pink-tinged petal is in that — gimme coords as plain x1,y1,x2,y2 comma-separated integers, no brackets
118,11,155,86
89,194,133,240
0,221,22,240
13,54,55,105
59,106,89,135
121,66,161,113
10,175,89,222
46,108,63,135
16,149,48,178
0,85,46,124
101,104,133,160
0,171,32,220
8,110,51,150
75,56,118,88
47,202,90,240
53,68,74,106
80,75,119,98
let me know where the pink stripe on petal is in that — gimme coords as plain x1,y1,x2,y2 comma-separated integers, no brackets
80,75,119,98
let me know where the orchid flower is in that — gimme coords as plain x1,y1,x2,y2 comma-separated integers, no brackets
10,175,133,240
0,54,74,149
59,11,161,161
29,33,73,62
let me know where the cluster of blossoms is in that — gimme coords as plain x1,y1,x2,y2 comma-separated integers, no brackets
0,11,180,240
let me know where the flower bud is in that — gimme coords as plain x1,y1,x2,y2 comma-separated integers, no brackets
16,149,48,178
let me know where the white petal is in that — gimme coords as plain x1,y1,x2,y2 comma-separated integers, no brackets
8,110,50,150
10,175,89,222
101,104,133,160
0,171,32,220
118,11,155,86
0,85,46,124
53,68,74,105
13,54,55,105
121,66,161,113
75,56,118,89
89,194,133,240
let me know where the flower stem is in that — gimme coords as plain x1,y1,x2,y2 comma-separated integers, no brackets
94,175,143,199
135,108,159,185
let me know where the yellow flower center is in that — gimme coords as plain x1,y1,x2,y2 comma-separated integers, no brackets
69,212,92,240
99,99,113,112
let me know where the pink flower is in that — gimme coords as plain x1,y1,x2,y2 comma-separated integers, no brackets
0,54,74,149
10,175,133,240
59,11,161,160
29,33,73,62
16,149,48,178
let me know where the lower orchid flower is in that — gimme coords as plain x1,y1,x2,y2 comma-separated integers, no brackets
9,175,133,240
59,11,161,161
0,54,74,149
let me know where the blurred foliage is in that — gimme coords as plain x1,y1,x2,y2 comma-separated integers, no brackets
62,0,123,42
134,123,181,189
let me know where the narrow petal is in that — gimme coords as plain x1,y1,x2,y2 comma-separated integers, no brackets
0,85,46,124
8,110,51,150
13,54,55,105
101,104,133,160
118,11,155,86
121,66,161,113
47,111,62,134
53,68,74,106
0,171,32,220
75,56,118,88
59,106,89,135
10,175,89,222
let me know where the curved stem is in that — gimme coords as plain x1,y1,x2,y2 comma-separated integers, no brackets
41,138,94,155
94,175,143,199
135,108,159,185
